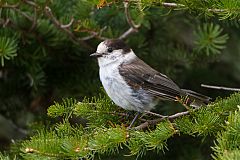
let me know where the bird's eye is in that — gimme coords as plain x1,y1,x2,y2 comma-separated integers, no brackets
107,47,113,53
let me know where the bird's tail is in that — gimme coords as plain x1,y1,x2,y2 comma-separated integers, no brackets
181,89,211,107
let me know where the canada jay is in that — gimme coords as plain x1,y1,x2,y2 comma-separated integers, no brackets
91,39,210,127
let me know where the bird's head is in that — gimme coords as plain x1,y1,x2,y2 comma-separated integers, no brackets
91,39,135,67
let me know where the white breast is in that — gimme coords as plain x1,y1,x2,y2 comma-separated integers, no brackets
99,62,138,111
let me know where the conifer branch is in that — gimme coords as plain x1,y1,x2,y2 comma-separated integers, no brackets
15,8,34,21
124,1,141,29
1,1,38,31
60,18,74,29
128,1,233,16
44,6,107,45
29,6,38,32
21,93,240,158
78,27,108,41
119,1,141,40
0,3,20,9
1,3,33,22
135,111,190,130
201,84,240,92
144,110,168,118
159,2,226,13
44,6,93,50
160,2,230,13
119,27,138,40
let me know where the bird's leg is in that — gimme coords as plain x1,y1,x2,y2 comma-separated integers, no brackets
128,112,140,129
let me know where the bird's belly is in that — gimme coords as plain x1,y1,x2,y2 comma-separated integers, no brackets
101,74,134,110
100,68,157,112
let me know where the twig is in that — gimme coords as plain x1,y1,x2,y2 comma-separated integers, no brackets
207,8,226,13
0,3,20,9
118,1,141,40
134,110,190,130
161,2,185,8
29,5,38,32
167,110,190,119
44,7,76,37
144,110,167,118
160,2,226,13
124,1,140,29
44,6,93,50
1,1,37,31
61,17,74,29
79,34,97,41
1,3,34,21
15,8,33,21
78,26,108,41
119,27,138,40
201,84,240,92
128,1,227,13
95,26,108,40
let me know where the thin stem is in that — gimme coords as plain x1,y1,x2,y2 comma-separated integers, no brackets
201,84,240,92
144,110,167,118
161,2,185,8
134,110,190,130
119,27,138,40
124,1,140,29
44,6,93,50
128,1,227,13
61,17,74,29
118,0,141,40
78,26,108,41
29,5,37,32
1,3,33,21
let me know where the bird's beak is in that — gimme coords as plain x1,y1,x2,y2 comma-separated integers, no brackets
90,52,102,58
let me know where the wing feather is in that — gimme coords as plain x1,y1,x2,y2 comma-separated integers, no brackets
119,57,182,101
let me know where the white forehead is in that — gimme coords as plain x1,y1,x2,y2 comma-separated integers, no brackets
96,41,108,53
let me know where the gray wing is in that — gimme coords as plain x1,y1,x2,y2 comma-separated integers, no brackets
119,58,182,101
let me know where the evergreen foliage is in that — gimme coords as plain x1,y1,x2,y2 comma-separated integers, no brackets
212,106,240,160
194,23,229,56
16,93,240,159
0,35,18,66
1,0,240,159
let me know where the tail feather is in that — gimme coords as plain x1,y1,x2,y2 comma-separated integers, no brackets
181,89,211,107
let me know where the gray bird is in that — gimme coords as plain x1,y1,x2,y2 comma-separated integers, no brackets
91,39,210,127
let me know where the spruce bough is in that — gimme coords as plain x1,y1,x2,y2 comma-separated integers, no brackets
18,93,240,159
